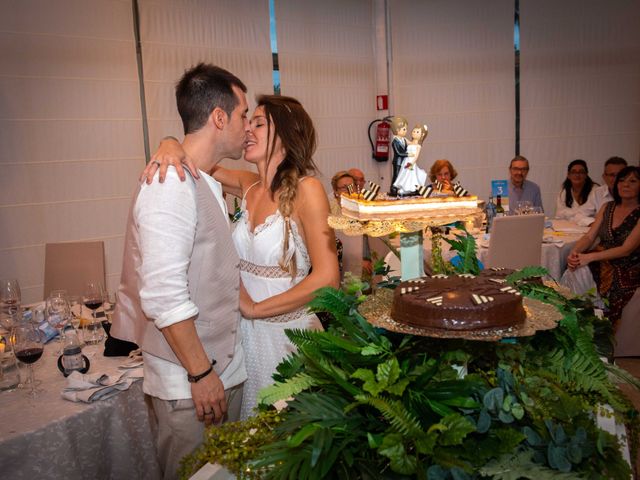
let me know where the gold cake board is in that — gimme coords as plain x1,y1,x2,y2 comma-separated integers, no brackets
359,288,562,341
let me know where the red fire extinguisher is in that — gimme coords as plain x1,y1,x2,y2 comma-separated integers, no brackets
368,118,391,162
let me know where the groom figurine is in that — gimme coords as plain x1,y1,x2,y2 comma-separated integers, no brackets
389,116,408,196
111,64,248,480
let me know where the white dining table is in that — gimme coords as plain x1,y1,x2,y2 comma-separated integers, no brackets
0,339,161,479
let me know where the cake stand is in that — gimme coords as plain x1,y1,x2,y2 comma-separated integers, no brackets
328,209,482,281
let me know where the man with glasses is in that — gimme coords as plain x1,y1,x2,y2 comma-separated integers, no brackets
573,156,628,226
348,168,366,193
507,155,543,214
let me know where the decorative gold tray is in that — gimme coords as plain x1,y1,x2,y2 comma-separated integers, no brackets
328,210,483,237
359,288,562,341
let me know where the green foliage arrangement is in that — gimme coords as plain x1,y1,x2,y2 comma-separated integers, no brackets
181,268,639,479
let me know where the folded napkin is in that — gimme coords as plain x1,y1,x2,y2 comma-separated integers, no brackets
118,349,143,369
62,366,143,403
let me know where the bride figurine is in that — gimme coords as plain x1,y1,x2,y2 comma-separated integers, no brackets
392,124,428,196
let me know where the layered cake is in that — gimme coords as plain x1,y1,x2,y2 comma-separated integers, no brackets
390,273,526,331
340,193,479,221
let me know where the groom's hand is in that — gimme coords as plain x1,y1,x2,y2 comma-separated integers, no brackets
191,371,227,426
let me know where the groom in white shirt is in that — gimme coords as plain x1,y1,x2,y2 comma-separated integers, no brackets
112,64,249,479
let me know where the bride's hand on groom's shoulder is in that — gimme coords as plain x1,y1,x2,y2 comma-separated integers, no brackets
140,136,199,184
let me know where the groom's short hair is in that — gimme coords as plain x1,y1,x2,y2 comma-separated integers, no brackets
176,63,247,135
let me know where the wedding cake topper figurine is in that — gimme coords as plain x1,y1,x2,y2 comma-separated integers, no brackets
392,123,429,196
389,116,408,196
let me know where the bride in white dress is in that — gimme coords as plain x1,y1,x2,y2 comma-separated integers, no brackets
148,95,340,419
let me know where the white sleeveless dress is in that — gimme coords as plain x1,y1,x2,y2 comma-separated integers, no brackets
232,182,322,419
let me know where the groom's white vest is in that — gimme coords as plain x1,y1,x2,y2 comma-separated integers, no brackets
111,174,240,375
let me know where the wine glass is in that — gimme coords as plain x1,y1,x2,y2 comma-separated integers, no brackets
516,200,533,215
46,293,71,355
83,282,104,318
0,278,21,316
83,282,105,345
103,291,117,323
68,295,83,331
12,322,44,398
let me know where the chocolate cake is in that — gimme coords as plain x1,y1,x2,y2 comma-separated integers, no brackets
390,273,526,331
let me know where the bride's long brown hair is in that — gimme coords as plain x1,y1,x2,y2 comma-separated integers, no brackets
258,94,318,276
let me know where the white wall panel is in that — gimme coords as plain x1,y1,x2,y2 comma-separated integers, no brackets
0,0,143,302
138,0,273,174
390,0,515,200
520,0,640,215
276,0,380,190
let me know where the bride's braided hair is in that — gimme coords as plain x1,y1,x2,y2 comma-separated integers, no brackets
257,94,318,277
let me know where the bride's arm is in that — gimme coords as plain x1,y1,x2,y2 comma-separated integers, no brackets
140,137,257,196
242,178,340,319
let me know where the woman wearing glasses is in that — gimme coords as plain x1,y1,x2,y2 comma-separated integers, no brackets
555,159,598,219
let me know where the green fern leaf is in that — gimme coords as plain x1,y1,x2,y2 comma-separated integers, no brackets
355,394,424,437
258,372,320,405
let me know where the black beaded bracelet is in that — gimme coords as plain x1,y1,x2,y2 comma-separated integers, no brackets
187,359,217,383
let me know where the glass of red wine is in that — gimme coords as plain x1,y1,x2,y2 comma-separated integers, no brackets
83,282,105,345
13,321,44,398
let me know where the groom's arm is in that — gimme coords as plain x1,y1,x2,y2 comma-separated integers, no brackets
135,168,226,425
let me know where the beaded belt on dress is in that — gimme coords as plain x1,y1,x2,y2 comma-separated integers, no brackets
239,259,310,323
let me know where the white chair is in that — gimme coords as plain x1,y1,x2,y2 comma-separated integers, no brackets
43,241,106,298
485,214,545,270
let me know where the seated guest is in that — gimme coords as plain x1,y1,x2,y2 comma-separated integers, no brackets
330,170,356,215
429,159,458,195
330,170,373,279
507,155,543,214
555,159,598,219
348,168,366,193
567,166,640,327
573,156,628,226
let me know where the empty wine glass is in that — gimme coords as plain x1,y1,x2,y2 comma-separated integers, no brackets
516,200,533,215
103,291,117,323
68,295,82,331
0,278,21,316
46,294,71,355
13,321,44,398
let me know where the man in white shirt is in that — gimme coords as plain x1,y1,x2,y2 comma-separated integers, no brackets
112,64,249,479
572,156,627,226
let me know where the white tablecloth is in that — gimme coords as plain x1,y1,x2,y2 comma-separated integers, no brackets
0,342,161,479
